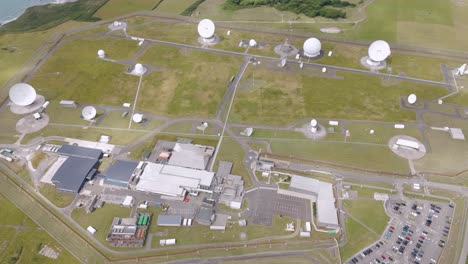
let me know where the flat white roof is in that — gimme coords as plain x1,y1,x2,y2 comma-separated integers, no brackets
318,181,335,201
396,139,419,150
290,175,320,194
289,175,338,227
136,162,214,197
161,165,214,186
316,200,339,227
450,128,465,140
122,196,133,206
168,143,212,170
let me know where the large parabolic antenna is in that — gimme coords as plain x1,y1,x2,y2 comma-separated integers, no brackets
303,38,321,58
368,40,391,62
82,106,97,120
9,83,37,106
198,19,215,40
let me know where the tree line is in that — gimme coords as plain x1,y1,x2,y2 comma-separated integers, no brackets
224,0,355,19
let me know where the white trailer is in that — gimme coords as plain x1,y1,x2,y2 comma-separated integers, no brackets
87,226,96,235
165,239,176,245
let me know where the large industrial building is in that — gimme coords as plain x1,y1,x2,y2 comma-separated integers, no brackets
51,145,102,193
167,143,214,170
135,162,214,197
289,175,339,229
104,160,139,187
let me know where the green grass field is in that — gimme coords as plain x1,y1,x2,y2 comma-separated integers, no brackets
71,204,131,245
270,140,409,173
137,44,242,117
340,217,379,261
156,0,197,14
0,110,21,144
412,113,468,173
346,0,468,50
29,37,141,107
30,151,48,169
232,63,447,125
215,138,253,187
0,194,79,263
152,215,294,247
0,20,91,100
21,125,149,145
94,0,159,19
343,199,389,234
39,184,76,208
221,255,320,264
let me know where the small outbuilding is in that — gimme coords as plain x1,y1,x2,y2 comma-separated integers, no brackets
157,215,182,227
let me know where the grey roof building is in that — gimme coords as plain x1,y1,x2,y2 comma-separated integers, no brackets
51,156,99,193
104,160,138,187
51,145,102,193
58,144,103,159
196,206,215,225
157,215,182,227
216,161,245,209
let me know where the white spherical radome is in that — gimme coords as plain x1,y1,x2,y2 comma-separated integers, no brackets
303,38,321,57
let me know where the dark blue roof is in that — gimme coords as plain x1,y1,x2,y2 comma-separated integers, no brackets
52,156,98,193
104,160,138,186
58,144,102,160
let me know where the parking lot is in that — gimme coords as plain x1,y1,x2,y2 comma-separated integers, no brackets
347,197,454,264
245,189,311,226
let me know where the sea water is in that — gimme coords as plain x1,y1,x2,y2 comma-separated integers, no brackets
0,0,57,25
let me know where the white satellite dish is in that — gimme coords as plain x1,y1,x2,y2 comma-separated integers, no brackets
457,63,467,76
408,94,417,105
9,83,37,106
310,119,318,127
368,40,391,62
303,38,321,58
322,67,327,73
300,62,304,69
97,49,105,58
249,39,257,47
370,129,375,134
132,113,143,123
82,106,97,120
198,19,215,39
280,58,287,67
113,21,120,27
134,63,145,75
227,30,231,36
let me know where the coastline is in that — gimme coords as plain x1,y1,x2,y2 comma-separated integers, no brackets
0,0,78,27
